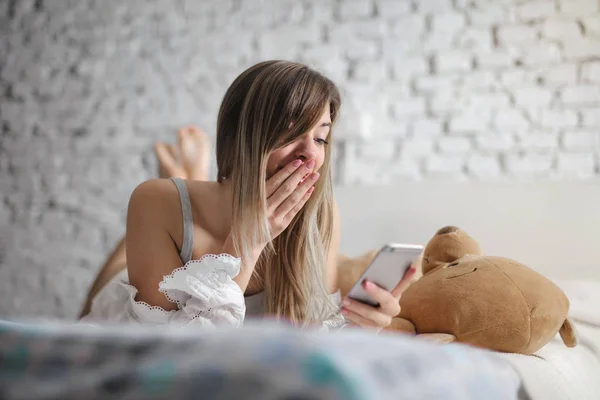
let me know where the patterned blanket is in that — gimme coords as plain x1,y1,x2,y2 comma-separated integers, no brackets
0,319,522,400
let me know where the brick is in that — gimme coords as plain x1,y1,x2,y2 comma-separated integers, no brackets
450,112,489,132
493,109,531,130
301,45,347,79
516,2,556,21
335,113,375,138
422,31,455,52
382,36,420,56
455,28,494,52
303,0,335,23
430,92,462,113
339,0,373,19
391,15,426,38
475,133,516,151
357,139,398,160
353,61,388,81
378,0,412,17
412,118,444,137
436,51,472,72
400,137,436,158
559,0,599,16
562,131,600,150
460,71,502,90
467,154,503,179
437,136,473,153
442,92,507,119
342,38,379,60
583,15,600,35
466,92,511,110
391,57,429,79
520,40,563,66
542,18,581,41
415,75,459,94
392,97,427,119
476,51,516,69
375,118,411,137
555,153,596,178
416,0,454,13
381,82,412,99
424,155,466,178
506,153,554,177
581,62,600,83
518,132,560,150
501,69,536,87
538,109,579,128
431,13,466,35
564,38,600,59
241,1,303,29
561,86,600,105
342,156,392,185
468,5,508,26
513,87,555,108
497,25,538,45
260,25,320,59
580,108,600,127
542,64,579,85
330,20,388,40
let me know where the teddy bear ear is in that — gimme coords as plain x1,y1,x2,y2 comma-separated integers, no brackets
435,226,461,235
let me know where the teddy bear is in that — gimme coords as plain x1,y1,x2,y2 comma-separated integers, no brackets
338,226,577,355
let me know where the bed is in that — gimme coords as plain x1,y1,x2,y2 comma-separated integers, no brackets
1,182,599,399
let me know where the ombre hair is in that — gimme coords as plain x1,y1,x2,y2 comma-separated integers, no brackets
216,60,341,325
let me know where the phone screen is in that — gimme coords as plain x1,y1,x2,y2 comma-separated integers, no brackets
345,244,423,307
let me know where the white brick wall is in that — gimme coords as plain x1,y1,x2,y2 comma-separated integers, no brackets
1,0,600,318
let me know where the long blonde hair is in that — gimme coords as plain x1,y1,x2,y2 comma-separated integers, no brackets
216,60,341,325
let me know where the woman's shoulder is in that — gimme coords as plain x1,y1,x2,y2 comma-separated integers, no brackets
129,178,217,222
129,178,216,206
128,178,181,217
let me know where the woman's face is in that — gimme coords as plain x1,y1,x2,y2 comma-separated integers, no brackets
266,103,332,180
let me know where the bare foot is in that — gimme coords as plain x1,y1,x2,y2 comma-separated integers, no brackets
154,125,210,181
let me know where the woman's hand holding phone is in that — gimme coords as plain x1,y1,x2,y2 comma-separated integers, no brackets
340,264,418,331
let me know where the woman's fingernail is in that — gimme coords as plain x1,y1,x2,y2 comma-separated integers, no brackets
362,279,371,289
307,186,315,194
341,307,349,315
306,160,316,169
310,172,320,181
342,299,350,307
292,159,302,168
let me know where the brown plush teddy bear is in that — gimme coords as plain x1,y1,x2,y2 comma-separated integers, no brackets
338,226,578,355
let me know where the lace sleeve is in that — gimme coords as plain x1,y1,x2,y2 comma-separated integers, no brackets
129,254,246,327
314,290,352,331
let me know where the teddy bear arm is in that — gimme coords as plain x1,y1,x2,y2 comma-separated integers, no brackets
416,333,457,345
385,317,417,334
559,318,578,348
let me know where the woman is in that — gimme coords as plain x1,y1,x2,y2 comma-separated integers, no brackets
80,60,416,330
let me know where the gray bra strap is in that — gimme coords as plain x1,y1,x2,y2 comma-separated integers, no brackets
170,177,194,264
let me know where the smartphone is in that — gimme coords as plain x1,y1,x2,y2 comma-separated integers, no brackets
345,244,424,307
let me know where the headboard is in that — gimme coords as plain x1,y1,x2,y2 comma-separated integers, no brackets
334,182,600,281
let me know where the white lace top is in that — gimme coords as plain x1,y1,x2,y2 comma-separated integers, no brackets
81,253,345,329
81,178,346,330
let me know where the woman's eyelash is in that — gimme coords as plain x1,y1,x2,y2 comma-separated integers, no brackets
315,138,329,145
